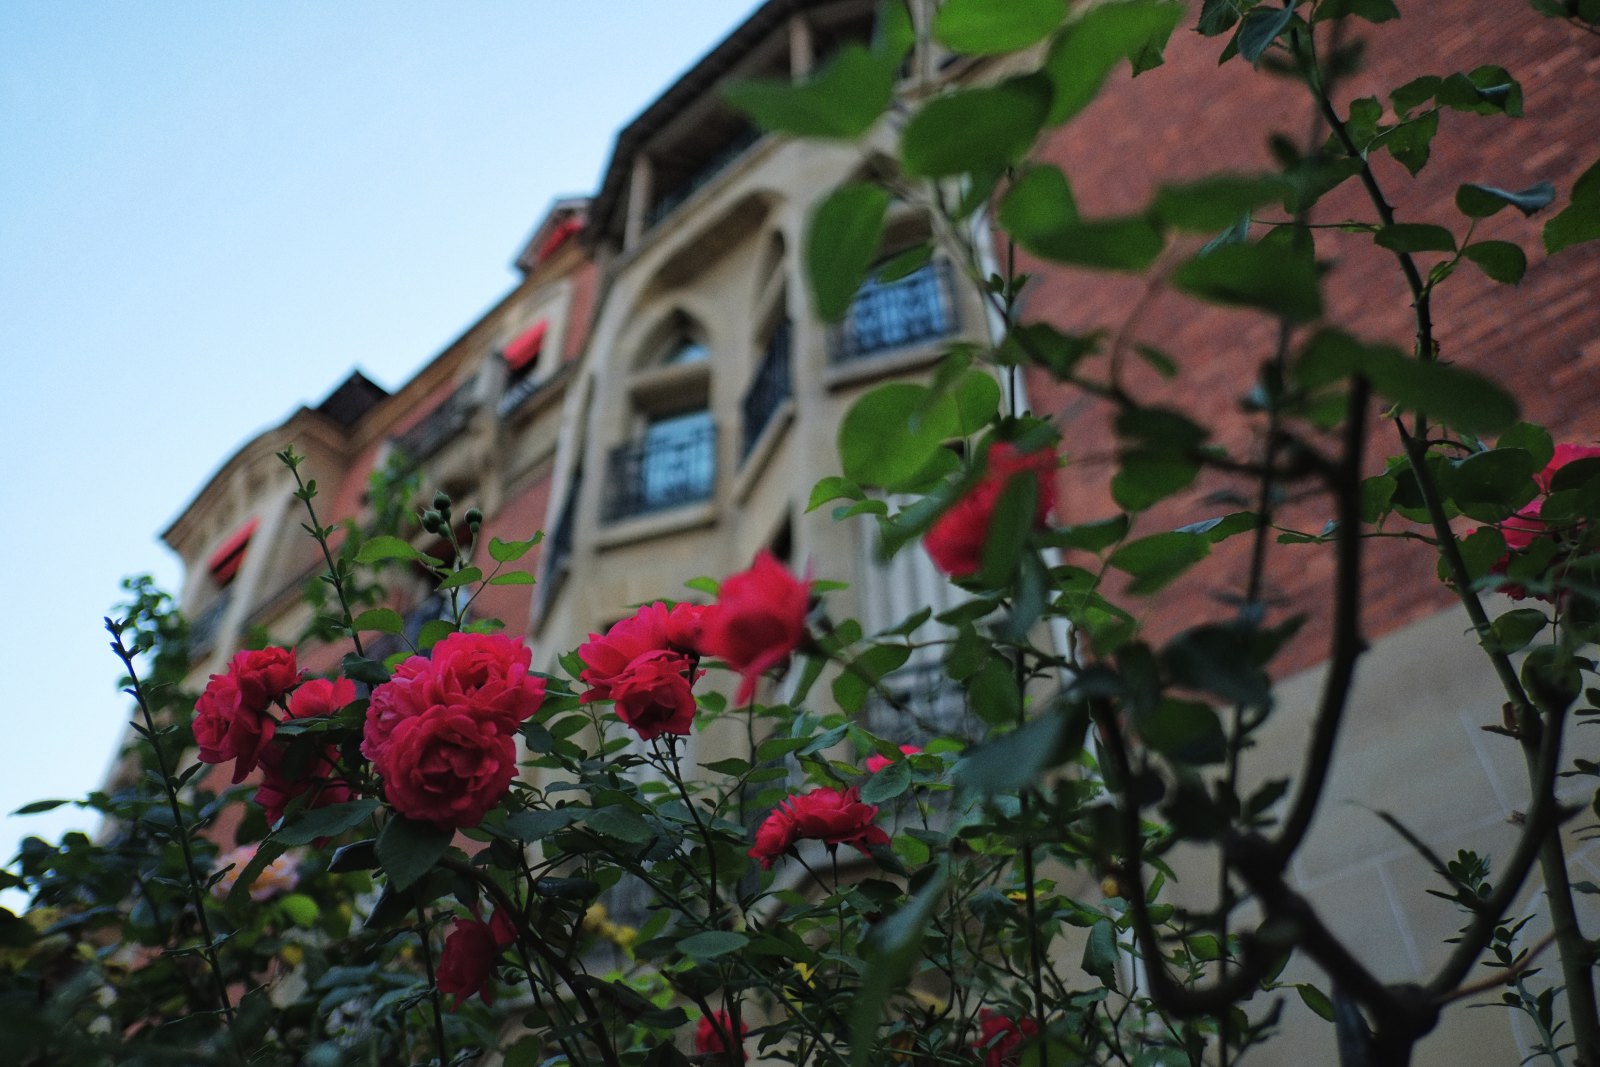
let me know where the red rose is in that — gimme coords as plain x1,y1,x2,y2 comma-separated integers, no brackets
610,649,699,740
865,744,921,775
665,601,711,655
253,739,353,826
428,632,547,735
748,807,799,870
1534,443,1600,491
702,551,810,704
287,676,356,719
1468,442,1600,601
780,786,889,855
362,655,434,764
435,909,515,1010
924,442,1058,579
973,1010,1039,1067
380,705,518,829
694,1010,748,1061
193,672,276,783
228,647,301,709
578,603,674,702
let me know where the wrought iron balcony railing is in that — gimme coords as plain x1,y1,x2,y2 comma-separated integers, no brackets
862,660,969,744
741,319,792,461
645,125,765,230
188,587,233,660
602,419,716,523
832,259,958,363
391,383,478,469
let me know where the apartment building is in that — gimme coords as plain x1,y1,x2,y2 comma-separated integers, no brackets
155,1,1599,1062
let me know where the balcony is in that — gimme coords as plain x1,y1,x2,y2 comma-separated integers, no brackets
602,416,716,523
545,476,579,579
831,260,958,363
645,125,764,231
391,382,478,469
498,361,575,419
188,587,233,660
740,319,792,461
862,660,969,744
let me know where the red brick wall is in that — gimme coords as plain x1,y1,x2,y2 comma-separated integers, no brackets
1019,3,1600,673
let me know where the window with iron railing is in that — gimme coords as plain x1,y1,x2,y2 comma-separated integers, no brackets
832,259,958,363
391,382,478,470
603,413,716,523
645,125,764,230
740,319,792,461
862,660,970,744
188,586,233,660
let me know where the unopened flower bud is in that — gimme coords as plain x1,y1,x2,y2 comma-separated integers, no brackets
432,491,452,514
464,507,484,528
421,511,443,534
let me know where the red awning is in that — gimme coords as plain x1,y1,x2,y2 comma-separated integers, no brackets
502,319,549,372
207,518,259,586
536,217,583,263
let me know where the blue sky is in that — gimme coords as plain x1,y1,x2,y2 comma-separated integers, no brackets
0,1,757,886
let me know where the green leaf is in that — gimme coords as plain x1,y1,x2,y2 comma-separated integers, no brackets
503,808,585,841
808,182,891,322
1015,215,1167,271
11,799,71,815
488,535,540,563
901,76,1052,178
1162,625,1271,707
1082,918,1120,989
1237,2,1297,64
998,165,1079,243
1380,109,1439,176
860,758,913,804
488,571,536,586
585,807,654,845
1298,983,1336,1022
1463,241,1527,285
1049,514,1131,553
1153,174,1287,232
833,644,912,713
1487,608,1548,655
934,0,1065,53
1112,451,1199,513
1439,448,1539,522
355,535,424,564
1456,182,1556,219
1171,242,1322,322
352,608,405,634
676,930,748,961
955,712,1067,795
1374,223,1456,254
279,893,319,927
274,799,379,846
1295,329,1518,434
1545,157,1600,255
1109,532,1210,594
376,815,452,891
1042,0,1186,124
723,45,893,139
1498,422,1554,469
1197,0,1240,36
838,373,999,491
1136,697,1227,764
436,566,482,592
1001,323,1101,376
850,866,949,1067
1435,66,1523,117
808,476,864,512
418,619,454,650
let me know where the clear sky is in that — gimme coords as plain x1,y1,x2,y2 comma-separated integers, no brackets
0,1,759,890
